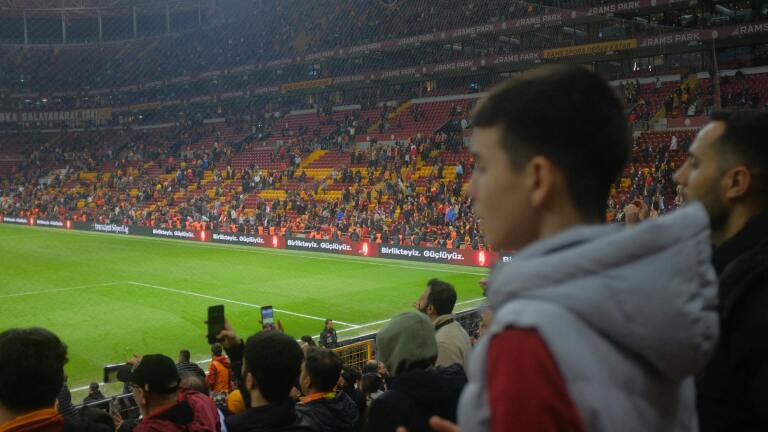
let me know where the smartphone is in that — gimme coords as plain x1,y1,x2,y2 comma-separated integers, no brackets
207,305,225,344
103,363,129,384
261,305,275,328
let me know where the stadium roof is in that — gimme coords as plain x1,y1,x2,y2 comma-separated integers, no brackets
0,0,204,13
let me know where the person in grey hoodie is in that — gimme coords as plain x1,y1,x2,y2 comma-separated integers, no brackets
413,65,719,432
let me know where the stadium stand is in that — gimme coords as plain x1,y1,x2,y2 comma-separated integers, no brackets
2,0,768,430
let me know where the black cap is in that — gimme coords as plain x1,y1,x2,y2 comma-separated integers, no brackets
117,354,180,394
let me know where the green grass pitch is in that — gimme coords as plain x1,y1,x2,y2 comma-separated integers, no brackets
0,223,486,401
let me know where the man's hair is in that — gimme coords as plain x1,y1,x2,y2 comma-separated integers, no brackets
211,343,223,357
80,406,115,430
361,373,381,395
304,348,343,393
0,328,68,412
341,365,361,386
472,65,630,221
179,349,191,363
710,110,768,199
426,278,457,316
243,332,303,403
179,371,210,396
301,335,317,347
361,360,379,375
324,319,333,326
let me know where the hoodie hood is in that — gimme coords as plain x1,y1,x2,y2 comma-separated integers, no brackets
377,312,438,377
487,203,718,381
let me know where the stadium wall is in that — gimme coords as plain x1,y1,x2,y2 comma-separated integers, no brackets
1,216,513,267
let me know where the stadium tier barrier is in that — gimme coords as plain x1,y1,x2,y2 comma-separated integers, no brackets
1,216,514,267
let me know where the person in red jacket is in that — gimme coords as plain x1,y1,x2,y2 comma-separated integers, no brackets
118,354,221,432
207,343,232,395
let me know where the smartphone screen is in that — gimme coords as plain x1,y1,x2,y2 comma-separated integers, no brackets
261,305,274,327
208,305,225,344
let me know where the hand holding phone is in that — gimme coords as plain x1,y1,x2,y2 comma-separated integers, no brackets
207,305,225,344
261,305,274,330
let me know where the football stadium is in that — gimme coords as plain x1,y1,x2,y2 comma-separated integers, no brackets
1,0,767,431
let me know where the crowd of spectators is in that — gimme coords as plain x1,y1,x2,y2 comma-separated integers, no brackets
3,66,768,432
1,78,734,251
0,121,487,248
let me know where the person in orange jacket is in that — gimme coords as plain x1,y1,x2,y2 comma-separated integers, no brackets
207,343,231,395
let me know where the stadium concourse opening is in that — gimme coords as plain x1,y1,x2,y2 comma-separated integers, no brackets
1,0,767,431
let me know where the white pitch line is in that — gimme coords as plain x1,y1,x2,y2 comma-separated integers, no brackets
3,224,487,276
127,281,357,327
0,281,126,299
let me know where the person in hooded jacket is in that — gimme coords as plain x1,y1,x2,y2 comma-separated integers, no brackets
117,354,221,432
452,65,719,432
207,343,231,395
368,312,466,432
296,348,358,432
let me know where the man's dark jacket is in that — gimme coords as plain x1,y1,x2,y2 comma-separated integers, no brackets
697,212,768,432
318,328,337,349
226,400,319,432
367,364,467,432
297,391,358,432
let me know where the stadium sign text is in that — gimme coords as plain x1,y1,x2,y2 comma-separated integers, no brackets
587,1,641,15
511,12,566,27
639,31,702,47
493,51,541,65
212,233,265,245
543,39,637,58
93,223,130,234
380,246,421,257
36,219,63,227
451,24,495,38
730,22,768,36
151,229,195,239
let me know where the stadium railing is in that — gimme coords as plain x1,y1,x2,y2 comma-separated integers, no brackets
333,340,374,370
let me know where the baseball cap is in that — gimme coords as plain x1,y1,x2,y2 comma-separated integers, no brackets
117,354,180,394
